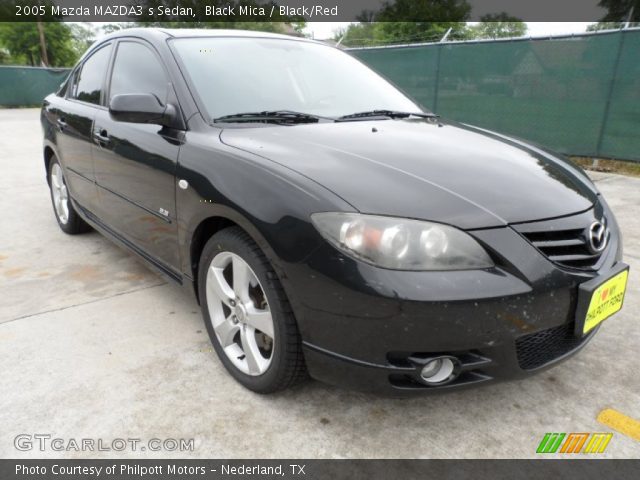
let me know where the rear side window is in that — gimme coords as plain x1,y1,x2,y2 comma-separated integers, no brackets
109,42,168,104
71,44,112,105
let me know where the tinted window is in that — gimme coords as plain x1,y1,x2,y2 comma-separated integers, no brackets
110,42,168,103
73,45,112,105
171,37,420,119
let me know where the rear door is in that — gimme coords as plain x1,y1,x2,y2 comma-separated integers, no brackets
92,39,182,275
51,43,113,213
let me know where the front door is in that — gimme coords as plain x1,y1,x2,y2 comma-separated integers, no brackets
92,39,182,275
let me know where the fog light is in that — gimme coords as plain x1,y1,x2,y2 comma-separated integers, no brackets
420,357,456,384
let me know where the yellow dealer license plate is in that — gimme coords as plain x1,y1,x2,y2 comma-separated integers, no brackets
576,266,629,336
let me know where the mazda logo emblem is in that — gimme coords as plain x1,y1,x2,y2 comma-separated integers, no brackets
587,220,608,254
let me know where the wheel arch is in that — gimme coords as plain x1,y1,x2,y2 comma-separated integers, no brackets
188,209,290,306
190,216,237,288
44,145,56,185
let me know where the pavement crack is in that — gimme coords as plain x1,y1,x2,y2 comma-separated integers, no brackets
1,282,168,325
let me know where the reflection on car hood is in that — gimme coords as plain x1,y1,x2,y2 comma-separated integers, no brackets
220,119,598,229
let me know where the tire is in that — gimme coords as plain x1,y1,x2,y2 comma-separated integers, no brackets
48,156,91,234
198,227,307,393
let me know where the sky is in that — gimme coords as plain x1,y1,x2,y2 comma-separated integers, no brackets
304,22,595,40
86,22,599,43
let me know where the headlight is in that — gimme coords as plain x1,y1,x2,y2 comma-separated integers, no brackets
311,213,494,271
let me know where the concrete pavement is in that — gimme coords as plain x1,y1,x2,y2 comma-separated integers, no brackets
1,109,638,459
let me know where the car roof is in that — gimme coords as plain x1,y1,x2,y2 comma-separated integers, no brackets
97,27,314,44
159,28,307,40
81,27,323,65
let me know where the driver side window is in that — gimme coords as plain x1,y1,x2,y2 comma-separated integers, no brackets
109,41,169,105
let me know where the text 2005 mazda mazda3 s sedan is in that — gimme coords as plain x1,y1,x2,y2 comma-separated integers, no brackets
41,28,629,394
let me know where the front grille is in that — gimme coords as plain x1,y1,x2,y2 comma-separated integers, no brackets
521,228,604,270
516,323,591,370
513,207,610,271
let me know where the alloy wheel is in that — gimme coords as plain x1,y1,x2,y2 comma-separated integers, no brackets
51,163,69,224
206,252,275,376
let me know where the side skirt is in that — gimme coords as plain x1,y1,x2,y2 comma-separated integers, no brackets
71,197,185,286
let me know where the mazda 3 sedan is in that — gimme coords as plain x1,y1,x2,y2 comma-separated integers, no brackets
41,28,628,394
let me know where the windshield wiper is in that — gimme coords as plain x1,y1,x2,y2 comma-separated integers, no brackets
213,110,333,125
337,110,438,121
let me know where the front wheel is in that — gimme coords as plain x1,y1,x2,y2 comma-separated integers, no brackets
198,227,307,393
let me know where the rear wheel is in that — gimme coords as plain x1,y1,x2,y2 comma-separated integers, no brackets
198,227,306,393
48,156,91,234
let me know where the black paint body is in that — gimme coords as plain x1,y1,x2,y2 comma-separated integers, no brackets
41,29,624,394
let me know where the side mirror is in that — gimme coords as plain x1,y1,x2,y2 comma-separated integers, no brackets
109,93,176,126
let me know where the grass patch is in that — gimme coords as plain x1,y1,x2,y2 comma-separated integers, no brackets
571,156,640,178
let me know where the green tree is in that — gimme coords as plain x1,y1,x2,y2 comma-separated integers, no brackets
587,21,638,31
596,0,639,22
587,22,624,31
470,13,528,39
334,0,472,47
100,23,137,35
587,0,639,30
0,46,11,65
68,23,96,59
335,22,471,47
0,22,79,67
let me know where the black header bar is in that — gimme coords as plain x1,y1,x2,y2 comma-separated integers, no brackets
1,459,639,480
2,0,638,23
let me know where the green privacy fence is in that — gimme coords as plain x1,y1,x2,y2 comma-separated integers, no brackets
351,29,640,162
0,66,70,107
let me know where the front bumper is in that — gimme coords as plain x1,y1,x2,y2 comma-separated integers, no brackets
302,317,599,395
280,206,623,394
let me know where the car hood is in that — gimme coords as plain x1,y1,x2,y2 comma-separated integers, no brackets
220,119,598,229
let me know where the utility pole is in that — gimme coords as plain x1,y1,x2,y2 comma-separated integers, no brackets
36,21,49,67
623,6,635,29
440,27,452,43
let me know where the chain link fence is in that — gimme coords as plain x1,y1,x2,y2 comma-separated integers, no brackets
350,29,640,162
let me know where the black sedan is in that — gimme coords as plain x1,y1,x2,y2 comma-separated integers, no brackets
41,28,628,394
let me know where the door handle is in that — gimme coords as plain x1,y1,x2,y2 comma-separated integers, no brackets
56,118,67,131
93,128,110,146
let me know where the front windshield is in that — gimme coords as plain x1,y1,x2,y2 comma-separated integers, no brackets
171,36,423,120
